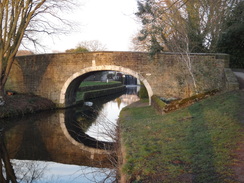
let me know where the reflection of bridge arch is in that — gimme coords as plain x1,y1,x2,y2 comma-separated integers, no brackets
60,65,153,107
6,111,112,167
59,113,110,157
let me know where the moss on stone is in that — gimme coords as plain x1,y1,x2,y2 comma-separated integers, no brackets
163,89,219,113
151,95,167,114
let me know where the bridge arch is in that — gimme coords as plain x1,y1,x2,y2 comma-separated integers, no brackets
8,52,230,107
59,65,153,107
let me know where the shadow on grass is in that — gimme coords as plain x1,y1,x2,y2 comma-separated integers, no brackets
187,105,221,182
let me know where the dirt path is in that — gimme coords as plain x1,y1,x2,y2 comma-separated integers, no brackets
233,70,244,90
233,70,244,182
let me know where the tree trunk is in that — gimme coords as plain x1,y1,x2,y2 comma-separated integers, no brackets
0,156,7,183
0,131,18,183
0,84,5,106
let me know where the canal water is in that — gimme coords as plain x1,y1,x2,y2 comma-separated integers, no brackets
0,86,140,183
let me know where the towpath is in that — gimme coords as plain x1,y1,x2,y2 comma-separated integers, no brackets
233,69,244,182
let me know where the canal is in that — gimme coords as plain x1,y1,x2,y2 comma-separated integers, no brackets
0,86,140,183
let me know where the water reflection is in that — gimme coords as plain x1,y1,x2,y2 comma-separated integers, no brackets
0,86,140,182
85,89,140,142
12,159,115,183
65,86,140,146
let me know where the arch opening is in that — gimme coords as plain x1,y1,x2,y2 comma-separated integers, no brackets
60,65,153,107
64,71,103,106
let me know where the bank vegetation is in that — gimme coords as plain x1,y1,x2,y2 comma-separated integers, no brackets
119,90,244,182
0,94,55,118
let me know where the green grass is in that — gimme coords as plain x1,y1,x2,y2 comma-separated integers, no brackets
79,81,120,87
76,81,123,101
119,91,244,183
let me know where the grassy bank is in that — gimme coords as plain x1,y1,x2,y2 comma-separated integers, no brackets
0,94,55,118
119,91,244,182
79,81,121,87
76,81,124,101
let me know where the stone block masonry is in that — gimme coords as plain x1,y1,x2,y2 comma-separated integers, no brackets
6,51,236,107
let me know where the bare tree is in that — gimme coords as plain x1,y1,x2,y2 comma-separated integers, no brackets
0,0,76,105
13,160,48,183
0,129,17,183
171,33,199,94
65,40,107,53
77,40,107,51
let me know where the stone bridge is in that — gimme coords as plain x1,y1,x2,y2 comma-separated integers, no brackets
6,51,236,107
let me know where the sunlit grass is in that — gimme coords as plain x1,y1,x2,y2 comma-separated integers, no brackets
76,81,123,101
119,91,244,182
79,81,121,87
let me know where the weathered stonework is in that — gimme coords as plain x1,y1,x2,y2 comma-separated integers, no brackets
224,68,239,91
6,51,235,107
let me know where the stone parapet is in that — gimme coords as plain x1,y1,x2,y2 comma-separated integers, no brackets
224,68,239,91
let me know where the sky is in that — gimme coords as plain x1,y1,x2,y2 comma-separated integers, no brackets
41,0,140,53
13,159,115,183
